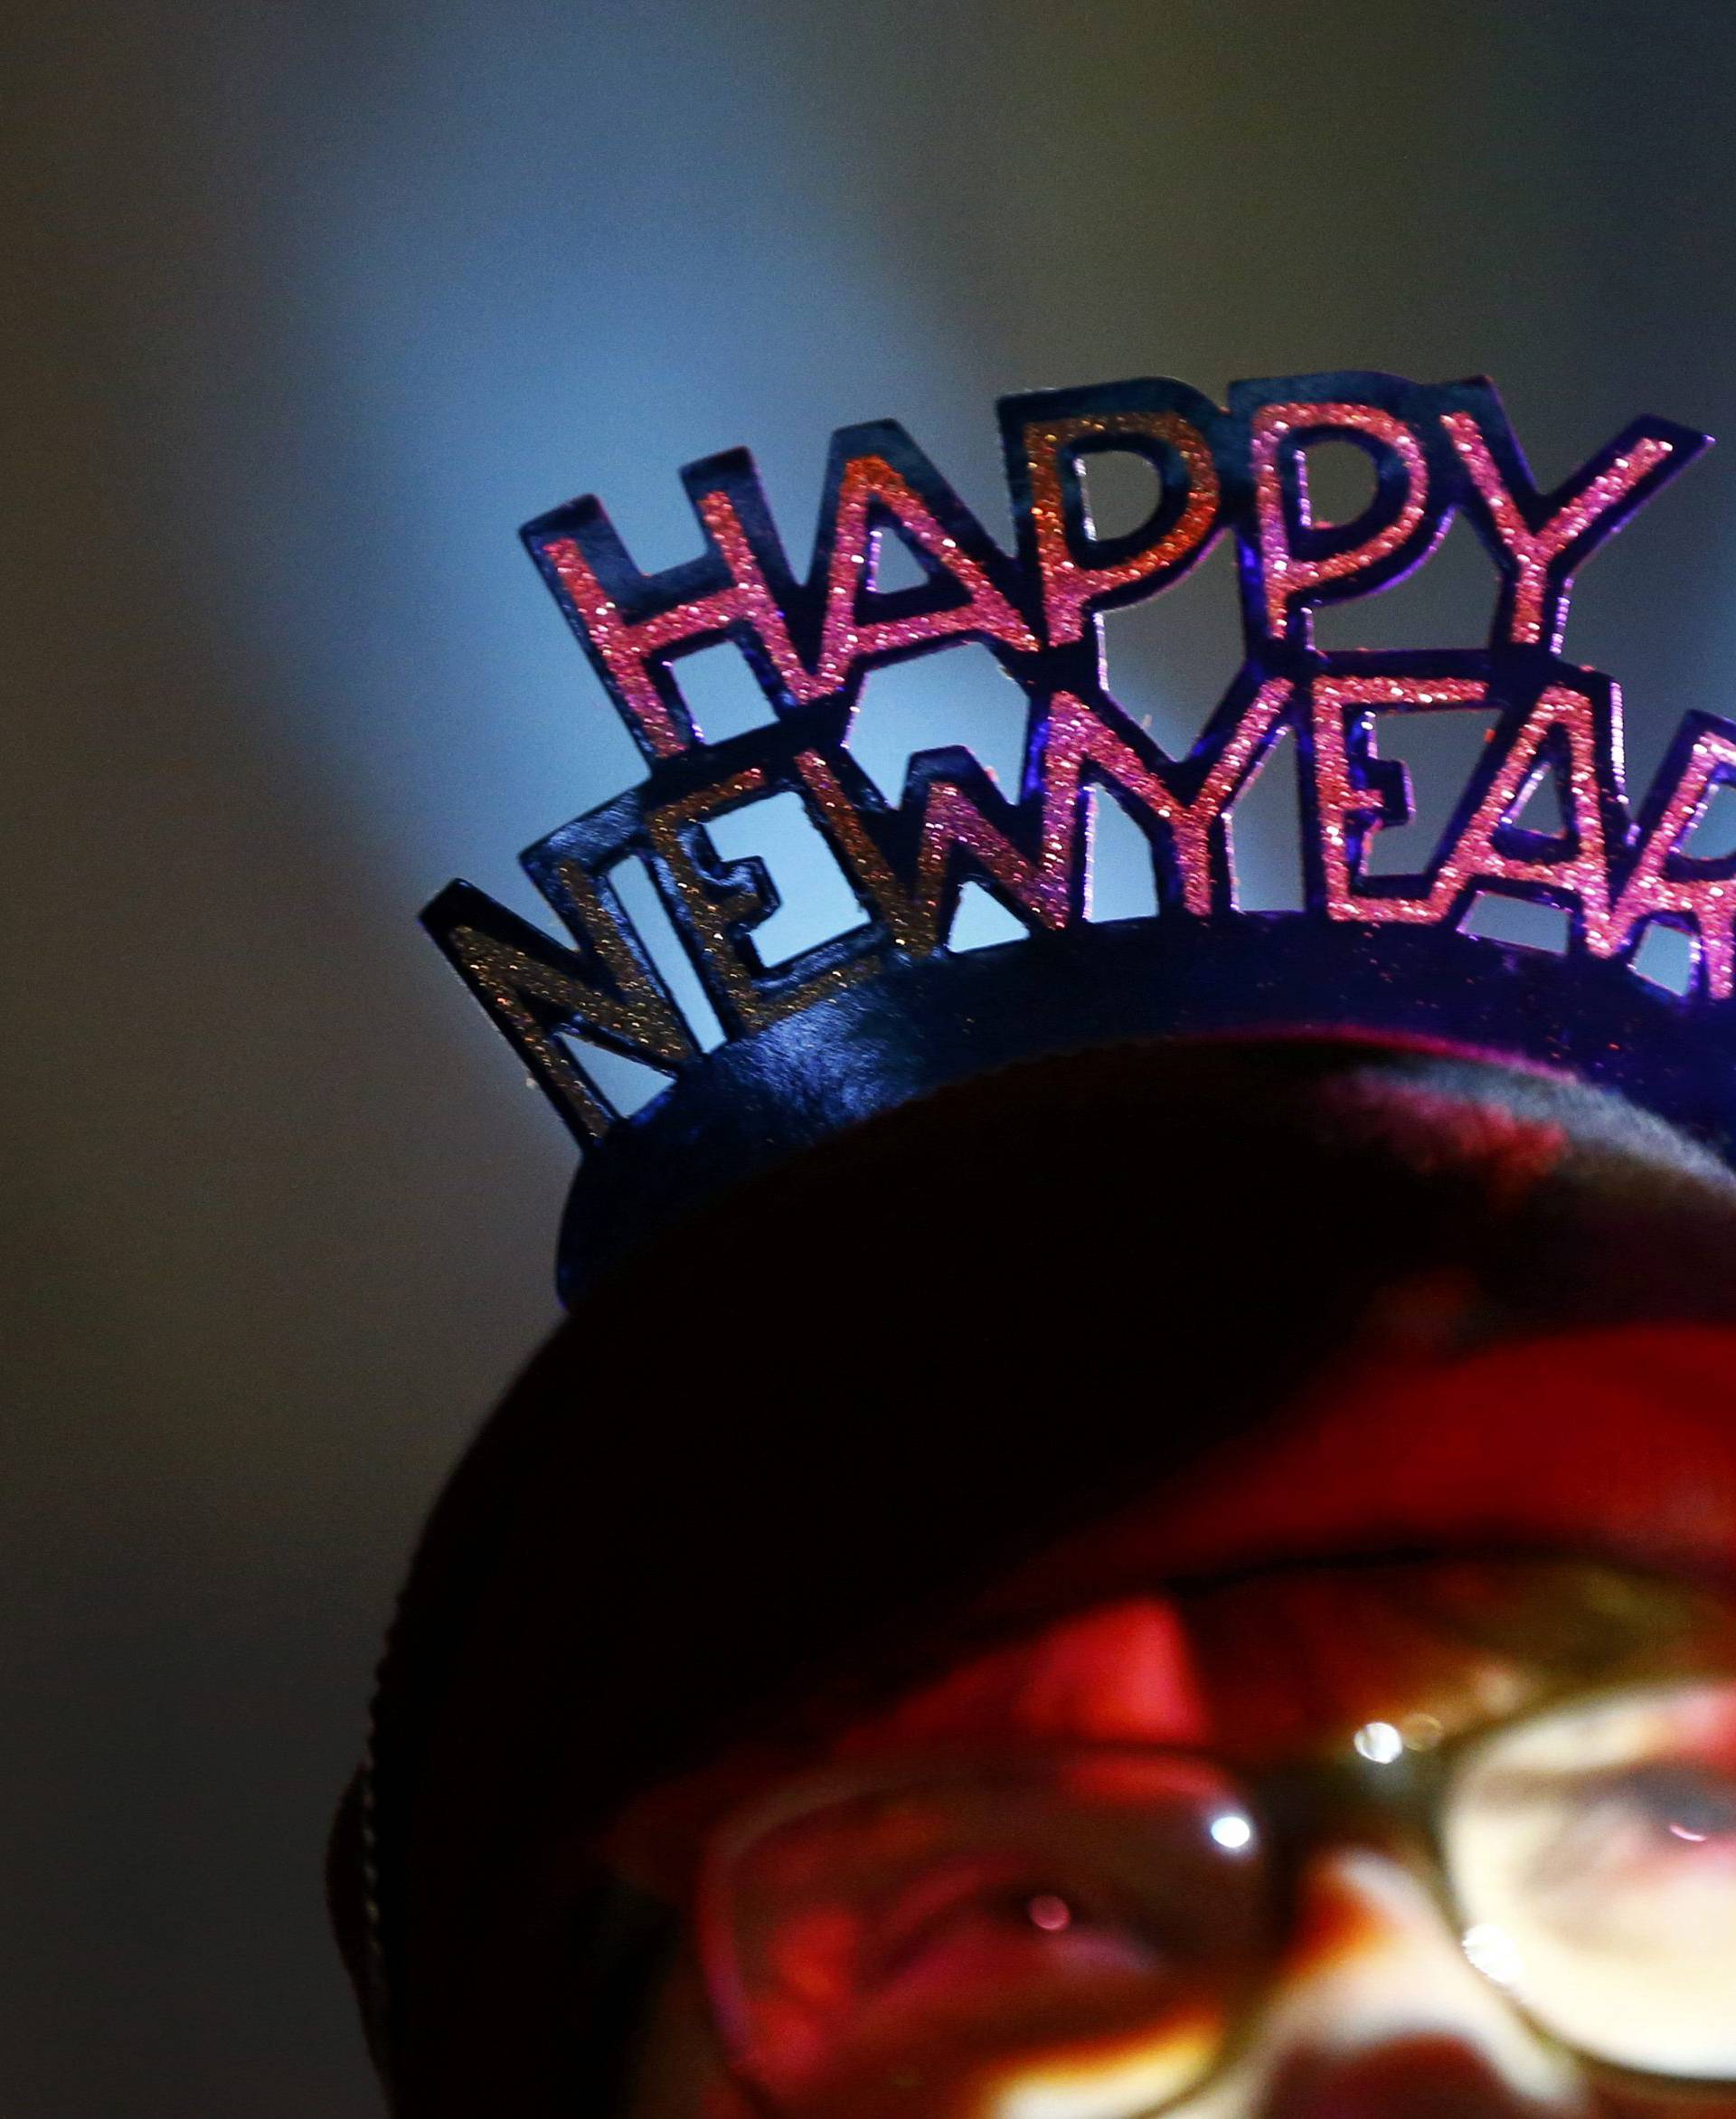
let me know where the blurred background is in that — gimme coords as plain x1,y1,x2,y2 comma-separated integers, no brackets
7,2,1736,2109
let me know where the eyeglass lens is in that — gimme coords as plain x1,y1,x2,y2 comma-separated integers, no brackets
707,1675,1736,2115
707,1753,1273,2117
1444,1675,1736,2079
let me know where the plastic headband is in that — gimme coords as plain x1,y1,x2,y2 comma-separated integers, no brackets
421,371,1728,1296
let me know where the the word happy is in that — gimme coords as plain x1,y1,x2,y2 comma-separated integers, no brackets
426,372,1731,1144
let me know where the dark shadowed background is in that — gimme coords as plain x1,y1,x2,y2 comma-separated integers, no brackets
8,3,1736,2110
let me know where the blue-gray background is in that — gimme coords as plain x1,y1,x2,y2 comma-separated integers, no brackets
9,4,1736,2110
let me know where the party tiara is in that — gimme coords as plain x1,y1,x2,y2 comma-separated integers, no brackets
424,370,1736,1297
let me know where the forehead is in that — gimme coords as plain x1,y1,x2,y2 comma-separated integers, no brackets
606,1325,1736,1882
830,1559,1736,1765
975,1323,1736,1617
605,1559,1736,1897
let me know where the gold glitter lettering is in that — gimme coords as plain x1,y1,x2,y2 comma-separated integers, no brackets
442,859,696,1140
645,769,875,1034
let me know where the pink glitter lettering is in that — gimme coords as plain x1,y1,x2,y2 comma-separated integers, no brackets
1251,402,1429,641
816,455,1040,695
1591,723,1736,999
1441,413,1675,650
1436,684,1614,930
914,683,1292,944
1022,411,1220,647
1311,676,1491,922
542,494,817,759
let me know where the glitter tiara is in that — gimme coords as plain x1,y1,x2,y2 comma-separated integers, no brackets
423,369,1736,1299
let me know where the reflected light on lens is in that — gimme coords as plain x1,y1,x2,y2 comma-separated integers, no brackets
1209,1812,1255,1851
1353,1721,1406,1764
1399,1711,1444,1751
1462,1921,1525,1989
1026,1893,1073,1932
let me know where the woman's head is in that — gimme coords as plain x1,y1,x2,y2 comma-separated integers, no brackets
335,1036,1736,2115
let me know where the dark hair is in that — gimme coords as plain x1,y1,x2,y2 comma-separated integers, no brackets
334,1034,1736,2115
